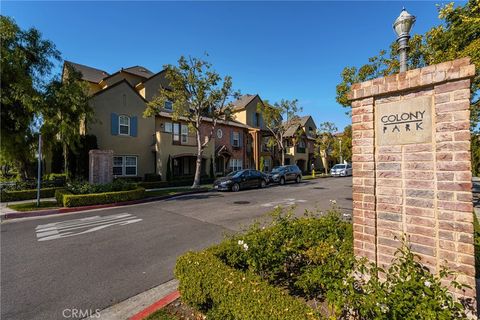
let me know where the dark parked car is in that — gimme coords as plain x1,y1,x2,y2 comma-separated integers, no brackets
213,169,268,192
267,165,302,185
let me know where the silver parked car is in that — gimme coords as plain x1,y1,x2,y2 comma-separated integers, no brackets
330,163,352,177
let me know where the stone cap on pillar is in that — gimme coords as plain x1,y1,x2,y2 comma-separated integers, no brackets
348,57,476,102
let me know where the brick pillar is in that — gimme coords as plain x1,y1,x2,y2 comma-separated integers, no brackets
89,150,113,185
349,57,476,299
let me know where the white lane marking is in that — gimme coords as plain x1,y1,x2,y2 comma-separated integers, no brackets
35,213,142,241
261,198,307,208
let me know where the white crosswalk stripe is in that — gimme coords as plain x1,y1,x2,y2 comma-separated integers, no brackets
35,213,142,241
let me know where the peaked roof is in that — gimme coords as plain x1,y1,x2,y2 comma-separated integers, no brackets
65,61,109,83
90,79,148,103
299,115,312,126
232,94,258,111
122,66,154,79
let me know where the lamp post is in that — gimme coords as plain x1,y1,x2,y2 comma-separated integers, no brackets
393,8,416,72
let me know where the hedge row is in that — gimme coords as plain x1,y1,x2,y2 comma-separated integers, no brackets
0,187,59,202
175,251,317,320
139,177,215,189
57,187,145,207
54,188,72,205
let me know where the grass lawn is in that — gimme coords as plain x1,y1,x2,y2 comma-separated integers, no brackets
144,309,176,320
8,200,60,212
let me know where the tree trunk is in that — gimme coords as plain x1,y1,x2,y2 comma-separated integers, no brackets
63,142,69,177
192,133,203,188
281,148,285,166
320,150,329,174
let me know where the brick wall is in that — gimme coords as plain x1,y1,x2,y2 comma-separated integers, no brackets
349,57,476,298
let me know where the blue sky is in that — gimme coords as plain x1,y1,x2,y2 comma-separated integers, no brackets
3,1,455,130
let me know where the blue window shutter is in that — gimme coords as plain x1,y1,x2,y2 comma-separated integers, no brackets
131,116,138,137
239,132,243,148
259,115,263,128
253,113,257,126
230,130,234,145
111,113,119,135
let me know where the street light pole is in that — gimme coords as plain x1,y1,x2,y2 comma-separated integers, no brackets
339,140,343,164
36,134,42,207
393,8,416,72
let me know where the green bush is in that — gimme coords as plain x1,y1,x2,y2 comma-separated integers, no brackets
138,181,170,189
336,240,474,320
65,179,136,195
1,187,59,202
54,188,72,206
180,206,474,319
175,251,317,320
211,207,353,300
62,187,145,207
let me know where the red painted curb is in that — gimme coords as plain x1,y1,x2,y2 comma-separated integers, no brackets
129,290,180,320
2,189,209,220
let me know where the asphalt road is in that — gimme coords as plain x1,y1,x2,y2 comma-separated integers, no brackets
0,177,352,320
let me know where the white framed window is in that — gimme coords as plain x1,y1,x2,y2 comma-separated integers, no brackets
113,156,123,176
173,123,180,142
232,131,240,147
165,100,173,111
217,129,223,139
229,159,243,172
119,115,130,135
112,155,138,176
164,122,172,133
181,125,188,143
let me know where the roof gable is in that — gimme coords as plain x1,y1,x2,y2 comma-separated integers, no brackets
91,79,148,103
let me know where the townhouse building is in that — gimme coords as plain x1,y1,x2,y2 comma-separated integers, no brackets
60,61,319,180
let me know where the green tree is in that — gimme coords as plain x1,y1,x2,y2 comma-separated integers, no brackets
315,122,338,174
43,65,92,176
144,56,238,188
332,125,352,164
257,99,301,166
0,15,60,179
336,0,480,174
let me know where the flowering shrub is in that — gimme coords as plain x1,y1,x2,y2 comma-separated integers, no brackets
210,206,354,305
336,241,474,320
177,206,475,319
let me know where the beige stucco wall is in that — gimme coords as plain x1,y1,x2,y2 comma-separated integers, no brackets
87,81,156,178
143,72,169,102
154,117,214,179
302,117,317,136
233,96,267,130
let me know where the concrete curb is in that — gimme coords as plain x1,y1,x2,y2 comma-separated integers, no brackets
129,290,180,320
85,279,179,320
1,189,209,221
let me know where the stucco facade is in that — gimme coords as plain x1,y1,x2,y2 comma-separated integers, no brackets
87,81,156,178
60,61,320,180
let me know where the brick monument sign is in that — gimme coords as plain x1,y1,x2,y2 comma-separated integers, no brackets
349,57,476,299
89,149,113,185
